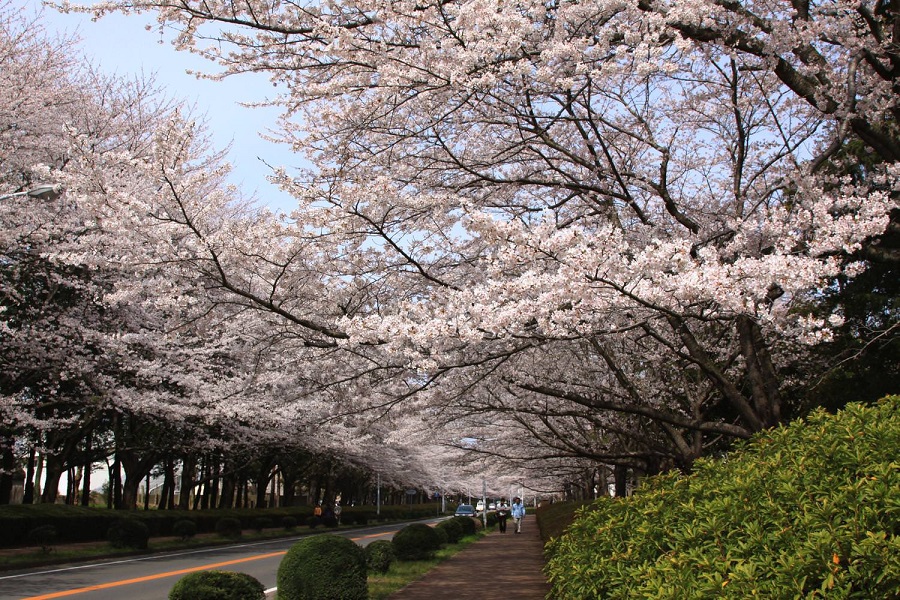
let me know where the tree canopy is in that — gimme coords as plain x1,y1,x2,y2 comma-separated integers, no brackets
1,0,896,502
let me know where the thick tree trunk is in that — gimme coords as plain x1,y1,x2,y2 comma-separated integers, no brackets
121,473,142,510
256,462,274,509
219,465,236,509
41,457,65,504
178,455,195,510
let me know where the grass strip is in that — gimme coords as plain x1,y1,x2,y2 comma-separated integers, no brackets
367,531,487,600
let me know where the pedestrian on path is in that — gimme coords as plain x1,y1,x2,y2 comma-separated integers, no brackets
496,499,510,533
511,497,526,534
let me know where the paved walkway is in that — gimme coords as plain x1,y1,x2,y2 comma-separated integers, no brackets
388,522,551,599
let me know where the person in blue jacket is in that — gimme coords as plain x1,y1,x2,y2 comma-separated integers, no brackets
511,497,526,533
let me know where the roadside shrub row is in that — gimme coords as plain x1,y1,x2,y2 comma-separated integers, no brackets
174,517,483,599
0,502,442,547
545,397,900,599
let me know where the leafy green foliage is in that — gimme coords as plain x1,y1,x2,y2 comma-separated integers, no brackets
26,525,57,553
282,516,298,531
168,570,265,600
451,516,477,537
172,519,197,541
365,539,396,574
107,518,149,549
391,523,442,561
545,398,900,599
435,517,464,544
214,517,242,539
277,534,367,600
252,516,273,532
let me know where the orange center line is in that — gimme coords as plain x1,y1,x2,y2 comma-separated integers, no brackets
21,552,287,600
351,530,398,541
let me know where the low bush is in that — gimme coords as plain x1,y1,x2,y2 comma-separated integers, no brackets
277,534,367,600
214,517,242,539
306,515,321,529
365,539,395,574
484,511,498,528
172,519,197,541
435,518,464,544
282,515,298,531
545,397,900,599
26,524,57,553
168,570,265,600
391,523,442,561
107,518,150,550
433,525,449,545
253,516,273,532
452,516,477,537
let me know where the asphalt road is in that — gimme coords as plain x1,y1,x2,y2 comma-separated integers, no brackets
0,519,439,600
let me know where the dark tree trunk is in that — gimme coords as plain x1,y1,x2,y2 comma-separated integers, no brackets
219,465,236,509
41,457,65,504
81,461,92,507
178,455,195,510
23,446,37,504
80,436,92,506
0,437,14,505
614,464,628,498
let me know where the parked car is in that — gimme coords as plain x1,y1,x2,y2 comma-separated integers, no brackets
475,501,485,513
488,502,496,510
455,504,477,517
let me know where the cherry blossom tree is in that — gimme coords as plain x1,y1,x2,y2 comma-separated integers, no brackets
56,0,896,492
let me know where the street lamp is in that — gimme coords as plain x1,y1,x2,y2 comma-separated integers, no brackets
0,184,62,202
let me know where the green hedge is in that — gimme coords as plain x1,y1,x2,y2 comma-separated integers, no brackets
0,505,315,547
545,397,900,599
0,502,440,548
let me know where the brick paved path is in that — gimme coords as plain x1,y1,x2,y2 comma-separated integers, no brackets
388,522,551,599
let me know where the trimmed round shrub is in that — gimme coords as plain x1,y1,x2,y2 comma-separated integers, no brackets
277,534,367,600
253,516,274,532
452,515,478,537
435,518,464,544
107,518,150,549
365,539,395,574
282,515,298,531
546,398,900,599
214,517,242,539
172,519,197,541
169,570,265,600
27,524,58,552
433,525,449,546
391,523,442,561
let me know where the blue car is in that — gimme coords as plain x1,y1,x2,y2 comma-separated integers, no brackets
454,504,477,517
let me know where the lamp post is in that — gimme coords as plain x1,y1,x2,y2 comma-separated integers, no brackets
0,184,62,202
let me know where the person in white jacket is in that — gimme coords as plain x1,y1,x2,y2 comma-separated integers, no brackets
511,497,526,533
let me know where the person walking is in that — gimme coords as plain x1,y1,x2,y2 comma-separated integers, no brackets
496,499,510,533
511,497,526,534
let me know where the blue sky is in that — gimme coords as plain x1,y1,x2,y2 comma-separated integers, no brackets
26,1,298,213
